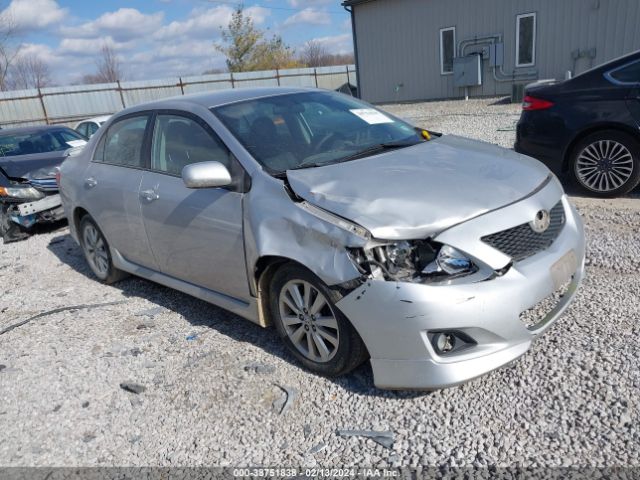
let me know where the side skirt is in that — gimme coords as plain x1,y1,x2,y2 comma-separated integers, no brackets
111,249,263,326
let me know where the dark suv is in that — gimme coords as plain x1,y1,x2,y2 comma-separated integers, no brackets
515,50,640,197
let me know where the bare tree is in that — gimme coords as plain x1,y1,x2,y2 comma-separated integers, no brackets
7,53,52,90
83,44,124,84
299,40,329,68
0,5,21,91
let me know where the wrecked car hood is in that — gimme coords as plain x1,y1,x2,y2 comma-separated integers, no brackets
286,135,551,240
0,151,67,180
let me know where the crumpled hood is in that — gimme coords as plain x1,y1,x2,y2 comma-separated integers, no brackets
0,151,66,180
286,135,551,239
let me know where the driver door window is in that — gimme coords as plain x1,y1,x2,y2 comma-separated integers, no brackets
151,114,232,176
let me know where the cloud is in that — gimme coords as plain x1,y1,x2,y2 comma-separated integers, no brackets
59,8,164,41
1,0,67,30
153,5,270,40
288,0,333,7
58,37,135,56
309,33,353,54
283,8,330,27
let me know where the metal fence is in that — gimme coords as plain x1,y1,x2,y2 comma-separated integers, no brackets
0,65,357,129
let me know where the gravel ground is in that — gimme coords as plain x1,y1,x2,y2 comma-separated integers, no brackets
384,97,522,149
0,98,639,469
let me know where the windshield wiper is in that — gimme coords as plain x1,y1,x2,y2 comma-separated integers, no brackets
287,162,329,171
338,140,422,162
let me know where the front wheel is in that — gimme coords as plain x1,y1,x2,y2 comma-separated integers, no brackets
270,264,368,377
570,130,640,197
79,215,127,284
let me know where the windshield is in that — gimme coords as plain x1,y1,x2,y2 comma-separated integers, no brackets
212,91,423,174
0,128,86,157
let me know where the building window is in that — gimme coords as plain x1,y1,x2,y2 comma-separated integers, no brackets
516,13,536,67
440,27,456,75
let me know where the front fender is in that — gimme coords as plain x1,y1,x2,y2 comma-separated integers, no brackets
243,174,367,295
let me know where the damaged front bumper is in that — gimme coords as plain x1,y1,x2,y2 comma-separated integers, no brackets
1,193,64,242
336,197,586,390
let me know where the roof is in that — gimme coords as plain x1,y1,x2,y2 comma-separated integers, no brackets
80,115,111,124
342,0,377,6
0,125,72,136
142,86,316,110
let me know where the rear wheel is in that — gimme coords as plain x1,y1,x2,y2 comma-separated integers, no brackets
570,130,640,197
79,215,127,284
270,264,368,377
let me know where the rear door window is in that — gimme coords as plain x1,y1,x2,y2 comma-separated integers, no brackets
94,115,149,168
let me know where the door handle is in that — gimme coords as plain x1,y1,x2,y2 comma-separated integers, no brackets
140,189,159,202
84,177,97,188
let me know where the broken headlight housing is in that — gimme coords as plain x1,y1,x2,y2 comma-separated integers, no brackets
0,185,45,200
352,240,480,283
423,245,477,276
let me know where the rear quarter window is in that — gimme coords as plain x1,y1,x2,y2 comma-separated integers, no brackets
607,60,640,85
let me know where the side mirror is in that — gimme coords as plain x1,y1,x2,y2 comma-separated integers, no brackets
182,161,232,189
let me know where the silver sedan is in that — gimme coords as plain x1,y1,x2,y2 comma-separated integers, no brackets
59,87,585,389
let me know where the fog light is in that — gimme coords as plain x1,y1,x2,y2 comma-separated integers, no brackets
433,332,456,354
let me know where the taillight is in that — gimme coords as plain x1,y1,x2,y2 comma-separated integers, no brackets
55,168,61,186
522,95,554,111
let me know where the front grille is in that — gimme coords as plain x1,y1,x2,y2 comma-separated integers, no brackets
29,178,58,192
481,201,565,262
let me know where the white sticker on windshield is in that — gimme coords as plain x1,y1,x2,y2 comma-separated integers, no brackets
66,140,87,148
349,108,394,125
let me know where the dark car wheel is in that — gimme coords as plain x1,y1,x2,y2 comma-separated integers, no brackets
79,215,127,284
270,264,368,377
570,130,640,197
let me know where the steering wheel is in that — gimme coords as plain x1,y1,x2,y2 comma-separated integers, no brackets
314,132,346,153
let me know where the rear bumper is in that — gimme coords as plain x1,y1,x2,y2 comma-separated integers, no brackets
515,116,568,176
336,194,585,390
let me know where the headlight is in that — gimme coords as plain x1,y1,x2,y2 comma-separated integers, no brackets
360,241,478,282
0,186,45,200
430,245,477,275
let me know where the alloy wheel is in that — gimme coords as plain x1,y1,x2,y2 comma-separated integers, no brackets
82,223,109,276
278,279,340,363
575,139,634,192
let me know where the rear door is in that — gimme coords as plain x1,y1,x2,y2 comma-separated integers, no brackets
81,113,158,270
138,111,249,300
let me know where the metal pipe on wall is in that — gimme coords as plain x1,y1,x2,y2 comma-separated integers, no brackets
458,33,538,83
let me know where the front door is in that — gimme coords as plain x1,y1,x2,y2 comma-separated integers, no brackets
139,112,249,300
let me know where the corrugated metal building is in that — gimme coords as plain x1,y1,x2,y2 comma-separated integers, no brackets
343,0,640,103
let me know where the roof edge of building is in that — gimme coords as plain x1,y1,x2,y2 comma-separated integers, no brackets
342,0,377,7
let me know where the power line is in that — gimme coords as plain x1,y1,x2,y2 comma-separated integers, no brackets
203,0,347,15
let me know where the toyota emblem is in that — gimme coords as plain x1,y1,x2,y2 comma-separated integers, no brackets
530,210,551,233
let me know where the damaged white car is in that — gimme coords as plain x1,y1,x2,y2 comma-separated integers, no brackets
59,88,585,389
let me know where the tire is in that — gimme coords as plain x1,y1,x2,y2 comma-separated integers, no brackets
569,130,640,197
269,264,368,377
79,215,128,284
